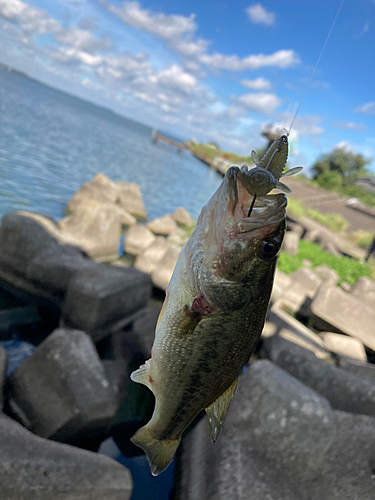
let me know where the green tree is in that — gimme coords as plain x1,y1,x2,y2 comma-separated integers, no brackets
311,147,371,186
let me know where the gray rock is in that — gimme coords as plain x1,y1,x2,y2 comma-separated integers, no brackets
151,245,180,290
0,213,62,277
117,182,147,221
314,264,339,287
67,173,119,213
282,268,322,315
320,332,367,362
8,328,119,443
124,225,156,256
311,285,375,350
287,221,304,238
340,281,351,292
339,359,375,385
176,360,335,499
350,276,375,309
62,264,152,341
319,410,375,500
275,350,375,417
263,301,330,360
59,199,123,262
134,237,170,275
146,215,177,236
270,269,292,303
0,412,133,500
171,206,194,227
282,231,299,255
27,243,96,296
0,347,7,409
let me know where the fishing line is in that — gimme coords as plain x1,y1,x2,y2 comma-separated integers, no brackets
288,0,344,134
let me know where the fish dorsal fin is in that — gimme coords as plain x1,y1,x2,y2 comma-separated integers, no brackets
205,377,238,442
251,150,259,166
130,360,153,391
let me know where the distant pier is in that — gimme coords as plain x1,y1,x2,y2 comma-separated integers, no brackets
152,130,187,152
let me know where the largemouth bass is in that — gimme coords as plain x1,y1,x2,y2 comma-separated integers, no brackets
131,135,298,475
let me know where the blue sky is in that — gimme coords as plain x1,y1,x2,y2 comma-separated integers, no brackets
0,0,374,173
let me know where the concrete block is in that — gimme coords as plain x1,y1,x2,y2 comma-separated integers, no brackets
270,269,292,303
263,301,330,360
275,350,375,417
320,332,367,362
134,237,170,275
146,215,177,236
350,276,375,309
59,199,123,262
62,264,152,341
124,225,156,256
171,206,194,227
282,231,299,256
151,245,180,290
282,268,322,315
8,328,119,443
339,358,375,385
311,286,375,351
175,360,335,499
0,412,133,500
314,264,339,287
117,182,147,221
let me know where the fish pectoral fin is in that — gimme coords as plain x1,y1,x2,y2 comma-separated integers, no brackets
205,377,238,442
130,360,153,391
131,425,181,476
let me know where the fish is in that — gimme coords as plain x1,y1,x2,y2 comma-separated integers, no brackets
130,135,300,476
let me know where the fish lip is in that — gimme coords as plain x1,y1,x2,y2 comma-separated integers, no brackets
235,193,287,233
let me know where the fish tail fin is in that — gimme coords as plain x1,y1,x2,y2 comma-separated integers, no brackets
131,425,180,476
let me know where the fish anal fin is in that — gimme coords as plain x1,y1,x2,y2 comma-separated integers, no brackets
205,377,238,442
130,360,153,391
131,425,181,476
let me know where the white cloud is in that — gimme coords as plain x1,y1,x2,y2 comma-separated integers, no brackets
151,64,199,94
332,121,366,132
240,77,271,90
107,1,299,72
108,1,196,41
246,4,275,26
238,92,281,114
55,27,111,53
335,141,355,153
199,49,299,71
51,47,103,66
0,0,60,34
354,101,375,115
285,114,324,137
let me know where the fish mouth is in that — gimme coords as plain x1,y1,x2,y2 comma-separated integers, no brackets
235,185,287,234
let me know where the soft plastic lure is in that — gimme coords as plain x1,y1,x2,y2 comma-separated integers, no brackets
239,134,302,216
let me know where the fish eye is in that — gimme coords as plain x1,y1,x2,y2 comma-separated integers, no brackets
257,237,281,260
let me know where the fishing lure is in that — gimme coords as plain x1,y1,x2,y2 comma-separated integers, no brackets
239,134,302,216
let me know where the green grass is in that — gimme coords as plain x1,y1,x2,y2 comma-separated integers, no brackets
278,240,374,285
185,142,253,165
347,230,374,250
287,199,348,233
